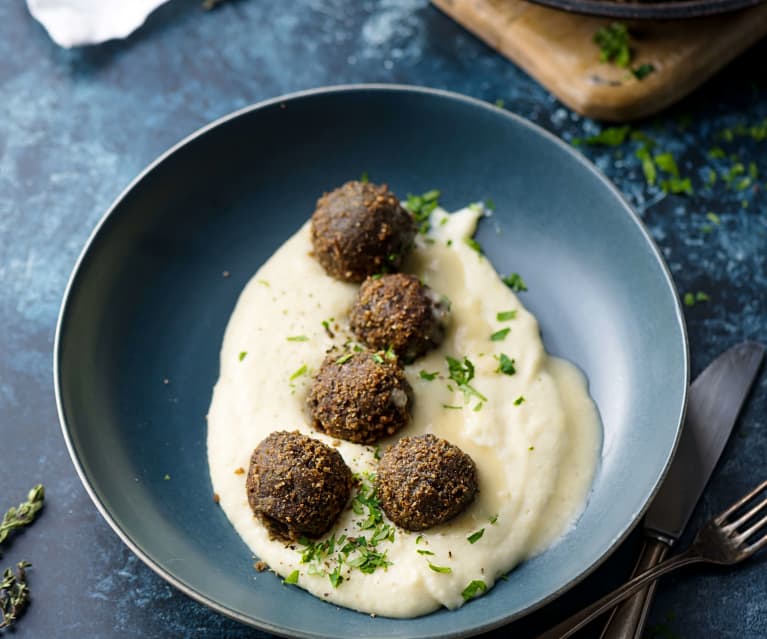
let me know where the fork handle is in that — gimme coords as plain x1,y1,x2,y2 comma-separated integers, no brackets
599,537,671,639
534,549,703,639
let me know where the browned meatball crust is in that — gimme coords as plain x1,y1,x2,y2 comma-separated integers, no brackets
377,434,478,531
307,350,413,444
246,430,352,541
349,273,449,363
310,181,416,282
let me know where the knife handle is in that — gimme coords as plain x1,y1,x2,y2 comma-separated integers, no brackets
599,537,671,639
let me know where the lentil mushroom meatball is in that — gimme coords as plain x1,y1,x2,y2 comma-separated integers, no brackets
349,273,449,362
307,349,413,444
310,180,416,282
377,434,478,531
246,430,352,542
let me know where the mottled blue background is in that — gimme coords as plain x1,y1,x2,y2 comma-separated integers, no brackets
1,1,765,637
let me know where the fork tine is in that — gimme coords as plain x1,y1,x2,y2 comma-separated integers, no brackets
738,511,767,544
715,478,767,524
746,530,767,556
726,495,767,532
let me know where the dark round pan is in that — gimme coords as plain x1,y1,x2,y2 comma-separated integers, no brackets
527,0,763,19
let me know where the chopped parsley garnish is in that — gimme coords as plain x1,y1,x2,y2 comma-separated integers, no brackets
360,171,369,183
461,579,488,601
336,352,354,365
238,351,247,361
489,514,498,525
415,535,424,545
578,125,632,147
661,177,694,195
494,99,505,108
446,356,488,403
286,335,309,342
472,402,483,412
496,310,517,321
372,352,384,364
283,570,299,584
749,162,759,179
706,212,720,225
683,291,710,307
443,404,463,410
419,370,439,381
296,474,393,586
321,318,335,338
631,63,655,80
594,23,630,67
328,565,343,588
502,273,527,292
514,396,525,406
289,364,308,381
708,147,727,159
417,549,435,556
529,446,535,451
405,189,441,234
495,354,516,376
467,529,484,544
428,563,452,574
635,146,657,185
654,152,679,177
464,237,483,254
490,328,510,342
373,445,382,460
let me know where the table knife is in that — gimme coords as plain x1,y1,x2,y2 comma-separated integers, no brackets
600,340,765,639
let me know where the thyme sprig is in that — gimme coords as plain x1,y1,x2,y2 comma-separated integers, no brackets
0,486,44,554
0,562,31,630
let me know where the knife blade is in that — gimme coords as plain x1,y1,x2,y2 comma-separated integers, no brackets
601,340,764,639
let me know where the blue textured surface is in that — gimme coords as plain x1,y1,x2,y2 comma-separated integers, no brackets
0,1,765,638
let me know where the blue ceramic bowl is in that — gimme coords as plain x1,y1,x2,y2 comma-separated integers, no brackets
55,85,688,638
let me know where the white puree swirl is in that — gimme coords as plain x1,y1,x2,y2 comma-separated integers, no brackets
207,206,601,618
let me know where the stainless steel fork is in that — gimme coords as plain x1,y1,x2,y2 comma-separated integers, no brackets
536,478,767,639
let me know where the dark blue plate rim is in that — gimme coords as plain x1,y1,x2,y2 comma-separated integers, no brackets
54,84,689,639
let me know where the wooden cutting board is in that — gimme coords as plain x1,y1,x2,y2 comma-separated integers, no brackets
432,0,767,121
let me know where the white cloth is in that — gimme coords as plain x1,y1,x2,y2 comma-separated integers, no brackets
27,0,171,48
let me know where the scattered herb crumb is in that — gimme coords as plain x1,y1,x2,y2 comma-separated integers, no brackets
419,370,439,381
502,273,527,292
446,356,488,403
594,23,630,68
284,570,299,584
495,354,516,376
289,364,308,381
287,335,309,342
490,328,511,342
494,99,505,108
336,352,354,365
417,549,435,556
496,310,517,321
404,189,441,234
238,351,247,362
428,562,452,574
489,514,498,525
461,579,487,601
464,237,483,255
467,529,485,544
164,474,171,481
683,291,710,307
514,396,525,406
360,171,369,184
